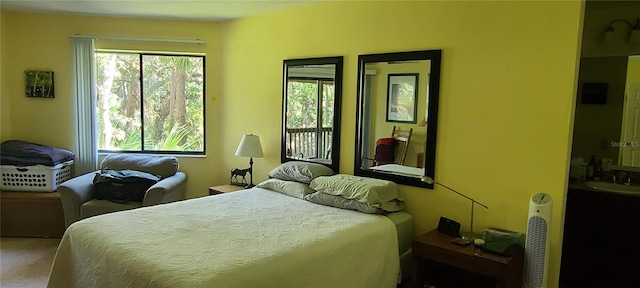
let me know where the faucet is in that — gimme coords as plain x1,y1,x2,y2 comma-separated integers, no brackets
615,171,628,184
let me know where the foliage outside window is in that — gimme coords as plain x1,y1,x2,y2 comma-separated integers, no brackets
95,52,205,154
286,79,334,158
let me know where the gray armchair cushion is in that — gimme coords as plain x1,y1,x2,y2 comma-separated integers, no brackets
81,200,142,219
100,154,178,178
143,172,187,206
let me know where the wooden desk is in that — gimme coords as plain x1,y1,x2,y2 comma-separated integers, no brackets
413,229,524,288
208,184,246,196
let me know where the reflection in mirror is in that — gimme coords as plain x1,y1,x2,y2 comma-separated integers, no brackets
572,55,640,169
355,50,441,188
281,57,343,172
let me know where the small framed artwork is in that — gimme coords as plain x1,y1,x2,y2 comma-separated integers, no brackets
25,70,55,98
386,73,419,123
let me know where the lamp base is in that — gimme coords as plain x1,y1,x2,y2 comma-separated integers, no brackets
460,231,482,241
244,184,255,189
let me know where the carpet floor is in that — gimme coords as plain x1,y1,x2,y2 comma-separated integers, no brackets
1,237,60,288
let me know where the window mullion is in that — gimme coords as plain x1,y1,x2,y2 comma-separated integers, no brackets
316,81,322,158
139,53,145,152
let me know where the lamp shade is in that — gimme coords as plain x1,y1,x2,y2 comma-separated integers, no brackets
602,28,616,45
630,18,640,45
235,134,264,158
630,29,640,45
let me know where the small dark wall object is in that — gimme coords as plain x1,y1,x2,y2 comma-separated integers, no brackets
230,168,250,186
25,70,55,98
581,82,607,105
437,216,461,237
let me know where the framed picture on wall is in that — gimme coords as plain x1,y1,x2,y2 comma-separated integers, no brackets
25,70,55,98
386,73,419,123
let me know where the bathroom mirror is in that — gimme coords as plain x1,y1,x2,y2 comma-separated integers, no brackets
572,55,640,168
354,50,441,188
281,56,343,172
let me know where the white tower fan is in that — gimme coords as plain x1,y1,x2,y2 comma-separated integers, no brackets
523,193,552,288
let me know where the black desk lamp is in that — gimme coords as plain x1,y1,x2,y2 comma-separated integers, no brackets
235,134,264,188
422,176,489,240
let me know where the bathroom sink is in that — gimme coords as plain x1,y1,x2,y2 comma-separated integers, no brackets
584,181,640,193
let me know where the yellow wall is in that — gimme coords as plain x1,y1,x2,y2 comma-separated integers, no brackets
0,11,224,198
221,1,583,285
0,12,12,140
1,0,584,285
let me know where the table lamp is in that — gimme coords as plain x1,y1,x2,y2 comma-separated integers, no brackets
235,134,264,188
422,176,488,240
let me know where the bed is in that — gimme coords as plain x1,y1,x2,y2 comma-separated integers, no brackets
48,186,413,288
370,163,425,178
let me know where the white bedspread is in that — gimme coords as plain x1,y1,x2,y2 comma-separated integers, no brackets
370,164,424,178
48,188,399,288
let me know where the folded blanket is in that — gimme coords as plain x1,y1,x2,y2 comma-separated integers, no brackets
1,140,74,167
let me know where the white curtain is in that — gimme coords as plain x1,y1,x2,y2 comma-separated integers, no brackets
362,75,373,169
71,37,98,175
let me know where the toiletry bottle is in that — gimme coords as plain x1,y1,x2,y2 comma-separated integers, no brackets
587,155,596,180
595,160,602,181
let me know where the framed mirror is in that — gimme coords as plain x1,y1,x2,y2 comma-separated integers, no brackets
354,50,441,188
281,56,343,172
572,55,640,170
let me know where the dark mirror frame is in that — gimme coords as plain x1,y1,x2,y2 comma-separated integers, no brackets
281,56,343,172
354,50,441,188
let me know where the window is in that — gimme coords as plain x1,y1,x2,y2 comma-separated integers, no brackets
95,52,205,154
285,78,334,159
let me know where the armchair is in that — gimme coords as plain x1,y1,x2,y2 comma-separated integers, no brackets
363,126,413,167
59,154,187,228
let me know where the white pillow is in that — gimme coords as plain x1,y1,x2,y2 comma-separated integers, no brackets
257,178,316,199
267,161,334,184
309,174,405,212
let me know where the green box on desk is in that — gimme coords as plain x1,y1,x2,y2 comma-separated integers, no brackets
482,227,525,248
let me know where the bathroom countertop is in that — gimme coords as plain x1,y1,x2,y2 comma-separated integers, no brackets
568,180,640,197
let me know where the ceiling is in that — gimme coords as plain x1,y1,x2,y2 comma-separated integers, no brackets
0,0,323,22
4,0,636,23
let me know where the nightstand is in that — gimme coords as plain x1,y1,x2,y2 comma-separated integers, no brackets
412,229,524,288
208,184,246,196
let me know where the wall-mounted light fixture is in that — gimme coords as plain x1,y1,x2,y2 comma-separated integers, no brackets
603,18,640,45
630,18,640,45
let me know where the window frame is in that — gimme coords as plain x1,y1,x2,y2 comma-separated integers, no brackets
286,77,334,159
95,50,206,155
